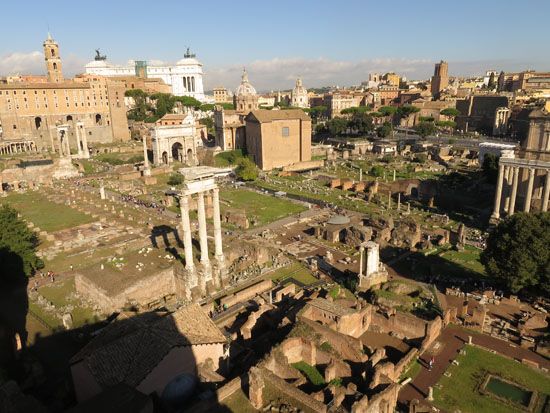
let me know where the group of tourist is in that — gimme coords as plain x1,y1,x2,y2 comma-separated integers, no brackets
119,194,167,214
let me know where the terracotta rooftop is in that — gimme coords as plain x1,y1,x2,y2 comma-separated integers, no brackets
71,304,226,388
246,109,310,123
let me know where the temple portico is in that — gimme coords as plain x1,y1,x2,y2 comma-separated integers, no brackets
176,167,231,301
0,140,37,155
491,157,550,220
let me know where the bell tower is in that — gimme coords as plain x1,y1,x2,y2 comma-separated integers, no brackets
43,33,63,83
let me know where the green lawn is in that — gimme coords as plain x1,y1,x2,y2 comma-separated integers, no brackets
440,245,485,275
292,361,325,386
269,262,318,286
220,187,306,226
434,345,550,413
3,191,94,232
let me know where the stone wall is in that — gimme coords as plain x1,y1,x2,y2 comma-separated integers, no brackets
371,311,427,340
220,279,273,308
249,367,327,413
299,318,366,363
75,267,175,313
420,317,443,352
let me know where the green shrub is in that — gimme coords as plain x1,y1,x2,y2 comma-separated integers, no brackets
167,173,183,186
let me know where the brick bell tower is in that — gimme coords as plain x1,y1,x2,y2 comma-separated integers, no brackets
44,33,63,82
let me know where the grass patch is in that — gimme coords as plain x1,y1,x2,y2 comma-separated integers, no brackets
38,278,98,327
292,361,325,387
270,262,318,286
434,345,550,413
440,245,485,275
4,191,94,232
221,187,306,226
401,358,422,381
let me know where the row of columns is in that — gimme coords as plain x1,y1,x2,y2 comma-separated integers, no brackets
0,141,37,155
183,76,196,92
55,123,89,159
179,186,224,296
492,163,550,220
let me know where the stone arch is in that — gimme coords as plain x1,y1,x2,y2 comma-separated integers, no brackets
66,115,73,122
95,114,102,125
162,151,168,164
172,142,183,162
34,116,42,129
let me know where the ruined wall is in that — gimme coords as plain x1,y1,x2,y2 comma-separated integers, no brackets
299,318,366,363
420,317,443,352
249,367,327,413
370,311,427,340
220,279,273,308
75,268,175,313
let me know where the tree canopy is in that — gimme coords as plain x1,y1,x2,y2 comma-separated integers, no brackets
481,212,550,295
414,121,436,138
440,108,460,118
0,205,43,279
378,106,397,117
376,122,392,138
235,157,259,181
396,105,420,118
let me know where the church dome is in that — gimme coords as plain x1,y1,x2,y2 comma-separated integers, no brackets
293,77,307,93
236,69,257,96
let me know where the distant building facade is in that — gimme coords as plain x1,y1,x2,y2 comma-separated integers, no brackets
244,110,312,170
431,60,449,99
85,48,206,101
0,35,130,152
455,95,509,135
213,87,231,103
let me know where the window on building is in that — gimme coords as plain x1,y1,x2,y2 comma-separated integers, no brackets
282,126,290,137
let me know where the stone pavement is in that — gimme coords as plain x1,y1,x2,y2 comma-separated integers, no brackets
399,325,550,406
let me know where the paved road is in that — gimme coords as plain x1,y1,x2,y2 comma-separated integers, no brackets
398,325,550,406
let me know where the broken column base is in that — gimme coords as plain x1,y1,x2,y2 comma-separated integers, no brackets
357,270,388,291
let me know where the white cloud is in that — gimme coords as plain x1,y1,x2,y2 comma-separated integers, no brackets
0,50,87,77
205,57,434,91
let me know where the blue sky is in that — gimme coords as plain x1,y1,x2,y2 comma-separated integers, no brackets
1,0,549,90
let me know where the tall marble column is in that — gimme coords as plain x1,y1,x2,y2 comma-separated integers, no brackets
509,166,519,215
491,163,505,220
180,195,195,273
358,246,364,277
212,188,224,263
542,170,550,212
75,124,83,157
504,165,513,213
79,124,89,159
197,192,211,292
524,168,535,213
142,136,151,176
